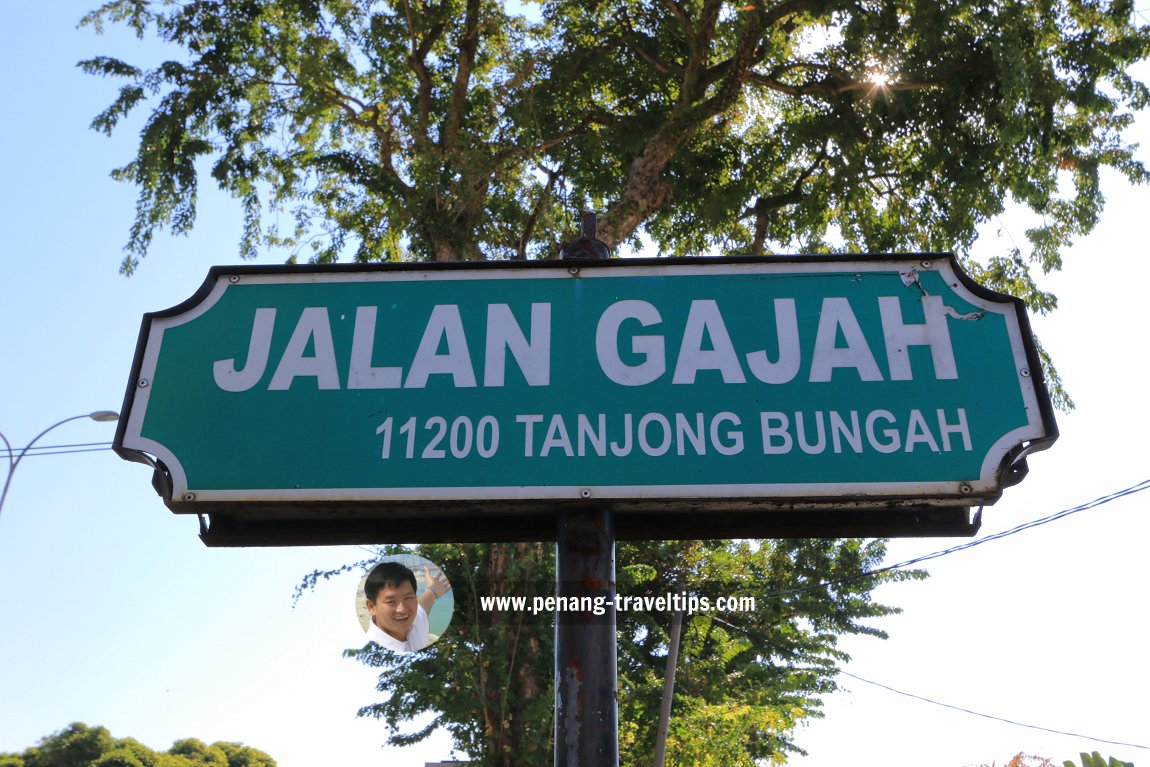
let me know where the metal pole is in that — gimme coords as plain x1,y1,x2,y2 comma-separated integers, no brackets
652,607,684,767
0,411,119,521
554,211,617,766
554,508,619,767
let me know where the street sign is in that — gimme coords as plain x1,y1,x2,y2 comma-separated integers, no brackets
114,255,1057,543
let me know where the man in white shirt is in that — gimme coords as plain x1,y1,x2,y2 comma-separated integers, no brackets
364,560,451,653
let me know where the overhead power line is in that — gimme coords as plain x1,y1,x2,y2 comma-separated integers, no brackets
749,480,1150,752
839,670,1150,751
881,477,1150,572
9,441,112,452
763,476,1150,600
1,442,114,459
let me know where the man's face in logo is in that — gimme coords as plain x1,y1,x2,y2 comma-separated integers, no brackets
367,581,419,641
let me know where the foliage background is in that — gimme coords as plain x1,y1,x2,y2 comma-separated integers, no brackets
0,723,276,767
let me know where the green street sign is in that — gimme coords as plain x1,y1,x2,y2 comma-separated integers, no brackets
115,256,1056,539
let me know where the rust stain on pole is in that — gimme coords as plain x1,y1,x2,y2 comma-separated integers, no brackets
554,509,618,766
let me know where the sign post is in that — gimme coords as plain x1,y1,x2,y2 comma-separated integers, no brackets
553,217,619,766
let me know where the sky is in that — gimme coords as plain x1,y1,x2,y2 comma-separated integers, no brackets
1,4,1147,767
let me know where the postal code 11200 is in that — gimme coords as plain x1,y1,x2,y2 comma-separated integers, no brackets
376,415,500,460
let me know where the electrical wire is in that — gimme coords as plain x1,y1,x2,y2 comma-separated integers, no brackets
1,443,113,459
839,670,1150,751
762,477,1150,600
10,441,112,452
742,480,1150,752
882,477,1150,573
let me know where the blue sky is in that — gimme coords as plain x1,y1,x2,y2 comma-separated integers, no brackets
1,3,1147,766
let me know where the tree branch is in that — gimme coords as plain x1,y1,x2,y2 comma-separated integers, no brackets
760,0,840,28
250,36,414,197
492,118,598,167
516,163,564,261
376,112,414,196
312,83,414,196
681,0,724,103
750,70,945,96
599,2,771,246
747,150,826,253
701,0,841,89
622,29,677,77
659,0,695,40
403,0,445,151
441,0,480,153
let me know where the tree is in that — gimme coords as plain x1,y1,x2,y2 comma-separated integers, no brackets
1064,753,1136,767
614,538,918,766
79,0,1150,407
0,723,277,767
300,537,921,766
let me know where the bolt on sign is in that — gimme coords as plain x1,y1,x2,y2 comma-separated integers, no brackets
114,256,1057,544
